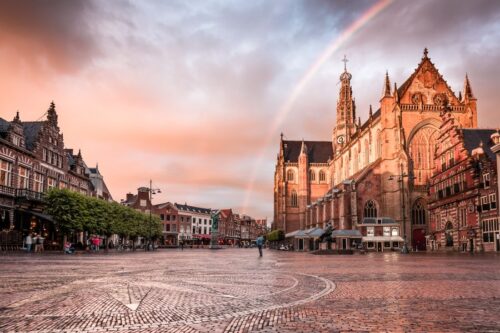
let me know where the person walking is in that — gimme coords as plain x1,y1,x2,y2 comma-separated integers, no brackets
37,234,45,252
25,234,33,253
256,235,264,257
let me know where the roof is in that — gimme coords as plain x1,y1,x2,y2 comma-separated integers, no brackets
331,229,362,238
461,129,497,160
22,121,44,151
283,140,332,163
0,118,10,133
174,203,211,214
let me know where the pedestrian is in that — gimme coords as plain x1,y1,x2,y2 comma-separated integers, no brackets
256,235,264,257
33,234,40,253
37,234,45,252
93,236,100,252
64,241,74,254
25,234,33,253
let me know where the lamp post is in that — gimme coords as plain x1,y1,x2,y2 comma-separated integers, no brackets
389,163,412,254
147,179,161,252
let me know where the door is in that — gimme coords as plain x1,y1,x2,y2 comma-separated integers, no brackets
377,242,382,252
342,238,347,250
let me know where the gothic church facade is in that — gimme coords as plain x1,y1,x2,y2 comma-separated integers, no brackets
273,49,478,249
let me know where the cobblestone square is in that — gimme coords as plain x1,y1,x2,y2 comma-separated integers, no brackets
1,249,499,333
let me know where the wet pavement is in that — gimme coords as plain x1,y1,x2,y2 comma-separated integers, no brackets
0,249,499,332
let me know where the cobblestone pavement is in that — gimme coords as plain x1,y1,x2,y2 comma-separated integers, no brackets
0,249,499,332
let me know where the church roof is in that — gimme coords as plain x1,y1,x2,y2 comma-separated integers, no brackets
461,129,497,160
283,140,332,163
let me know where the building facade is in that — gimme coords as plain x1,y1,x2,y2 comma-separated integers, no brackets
0,103,112,248
274,49,480,251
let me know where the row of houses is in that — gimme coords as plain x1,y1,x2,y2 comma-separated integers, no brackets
122,187,268,247
0,103,113,249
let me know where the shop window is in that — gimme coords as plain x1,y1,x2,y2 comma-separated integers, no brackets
367,242,374,249
392,242,399,248
384,242,391,248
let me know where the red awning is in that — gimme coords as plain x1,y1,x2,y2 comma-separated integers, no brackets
192,234,211,240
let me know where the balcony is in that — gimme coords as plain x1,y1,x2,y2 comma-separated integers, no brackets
0,185,16,196
16,189,45,201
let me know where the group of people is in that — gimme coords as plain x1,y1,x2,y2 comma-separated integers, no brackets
24,233,45,253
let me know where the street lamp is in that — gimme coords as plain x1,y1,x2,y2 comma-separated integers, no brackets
388,163,413,254
147,179,161,252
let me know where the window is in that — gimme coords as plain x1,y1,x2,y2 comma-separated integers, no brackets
140,199,147,207
34,173,43,192
17,166,29,189
448,151,454,166
43,149,47,162
392,242,399,248
192,227,196,234
481,196,490,211
319,170,326,182
383,227,391,237
0,160,12,186
367,227,375,237
172,215,176,221
172,224,177,232
458,207,467,228
364,200,377,218
367,241,374,249
384,241,391,248
482,218,499,243
490,193,497,210
411,200,426,225
483,173,490,188
309,170,316,181
287,169,295,182
291,190,298,207
166,224,170,231
391,227,399,236
204,219,207,224
47,177,56,190
160,214,165,221
180,216,184,222
59,182,66,189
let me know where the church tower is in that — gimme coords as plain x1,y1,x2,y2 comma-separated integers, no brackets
333,56,356,153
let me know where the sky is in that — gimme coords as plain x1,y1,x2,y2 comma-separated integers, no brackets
0,0,499,220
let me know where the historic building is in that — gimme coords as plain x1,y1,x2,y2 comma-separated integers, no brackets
0,102,112,248
274,49,481,251
427,111,498,252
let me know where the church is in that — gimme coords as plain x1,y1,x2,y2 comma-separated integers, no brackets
273,49,479,251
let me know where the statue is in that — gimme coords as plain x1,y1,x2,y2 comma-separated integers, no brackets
319,224,334,250
209,210,221,249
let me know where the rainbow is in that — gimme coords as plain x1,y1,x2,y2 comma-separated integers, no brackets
241,0,394,215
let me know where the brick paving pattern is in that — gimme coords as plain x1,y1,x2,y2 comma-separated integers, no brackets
0,250,499,332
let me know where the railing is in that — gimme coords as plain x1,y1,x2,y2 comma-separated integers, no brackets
400,104,466,112
0,184,16,196
16,189,45,201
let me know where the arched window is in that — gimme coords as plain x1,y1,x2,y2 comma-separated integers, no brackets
319,170,326,182
364,200,378,218
411,200,426,225
291,190,298,207
309,170,316,182
287,169,295,182
408,125,439,185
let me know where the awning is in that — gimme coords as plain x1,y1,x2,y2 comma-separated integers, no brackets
362,236,404,242
192,234,211,240
19,209,55,223
305,227,324,238
331,229,362,238
285,229,308,238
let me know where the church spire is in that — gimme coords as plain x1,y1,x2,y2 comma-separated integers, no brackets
300,139,307,155
382,71,391,97
333,54,355,150
463,73,475,100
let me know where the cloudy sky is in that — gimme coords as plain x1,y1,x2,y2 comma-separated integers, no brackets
1,0,499,219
